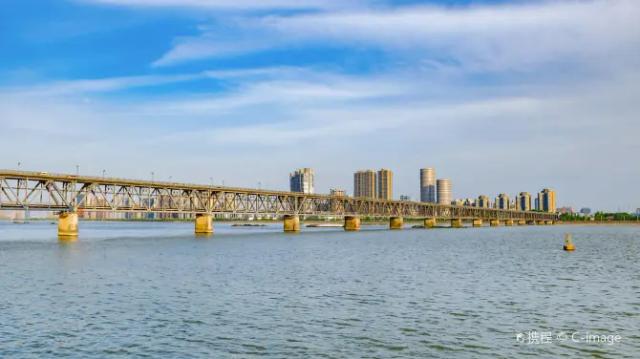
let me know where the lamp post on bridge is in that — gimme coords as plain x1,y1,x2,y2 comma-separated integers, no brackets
151,171,155,182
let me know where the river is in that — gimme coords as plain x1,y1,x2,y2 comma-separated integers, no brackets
0,221,638,358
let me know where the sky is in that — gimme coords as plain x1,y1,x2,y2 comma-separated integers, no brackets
1,0,639,211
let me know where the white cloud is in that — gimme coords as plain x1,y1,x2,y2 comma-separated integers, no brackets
152,0,640,72
82,0,357,11
3,66,639,210
152,36,275,67
1,73,204,97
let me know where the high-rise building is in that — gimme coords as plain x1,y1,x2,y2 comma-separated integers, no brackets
539,188,556,213
463,198,475,207
290,168,314,194
330,188,345,197
517,192,532,211
420,168,436,203
377,169,393,200
354,170,377,198
436,179,451,205
495,193,510,210
477,195,490,208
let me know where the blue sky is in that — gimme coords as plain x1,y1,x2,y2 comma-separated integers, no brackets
1,0,639,211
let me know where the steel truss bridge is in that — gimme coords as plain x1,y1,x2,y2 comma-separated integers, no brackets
0,170,556,222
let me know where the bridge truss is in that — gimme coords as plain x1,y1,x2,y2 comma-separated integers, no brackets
0,170,556,221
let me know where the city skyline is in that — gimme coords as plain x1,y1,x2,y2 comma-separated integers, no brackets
1,0,638,211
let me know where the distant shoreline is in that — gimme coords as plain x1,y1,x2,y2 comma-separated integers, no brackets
556,221,640,226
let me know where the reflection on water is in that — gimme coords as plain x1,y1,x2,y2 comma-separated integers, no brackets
0,221,638,358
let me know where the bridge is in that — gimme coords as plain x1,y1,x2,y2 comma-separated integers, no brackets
0,170,557,238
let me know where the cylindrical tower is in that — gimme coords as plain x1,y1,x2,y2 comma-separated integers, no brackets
420,168,436,203
436,179,451,205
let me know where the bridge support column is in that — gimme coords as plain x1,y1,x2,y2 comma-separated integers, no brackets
505,219,514,226
490,219,500,227
389,217,403,230
344,216,361,231
451,218,463,228
472,219,483,227
58,212,78,239
527,220,536,225
546,220,554,225
424,218,436,228
518,220,526,226
536,220,546,225
195,214,213,234
283,215,300,232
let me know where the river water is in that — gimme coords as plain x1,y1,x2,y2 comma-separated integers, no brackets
0,221,638,358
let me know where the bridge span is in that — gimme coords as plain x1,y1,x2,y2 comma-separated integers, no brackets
0,170,557,238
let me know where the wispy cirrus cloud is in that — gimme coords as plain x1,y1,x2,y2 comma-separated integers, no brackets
152,0,640,72
1,73,205,97
81,0,360,11
2,65,639,208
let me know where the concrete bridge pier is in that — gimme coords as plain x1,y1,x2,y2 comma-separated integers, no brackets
536,220,546,225
424,218,436,228
518,220,526,226
451,218,463,228
472,219,483,227
546,220,555,225
195,214,213,234
283,215,300,232
390,217,403,230
344,216,361,231
58,212,78,239
490,219,500,227
505,219,514,226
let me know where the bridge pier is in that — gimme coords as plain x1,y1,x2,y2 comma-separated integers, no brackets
518,219,526,226
504,219,514,226
527,220,536,225
283,215,300,232
490,219,500,227
451,218,463,228
472,219,483,227
344,216,361,231
424,218,436,228
195,214,213,234
546,220,555,225
389,217,403,230
536,220,546,225
58,212,78,239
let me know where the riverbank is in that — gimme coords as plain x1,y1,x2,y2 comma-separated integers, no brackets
556,221,640,226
